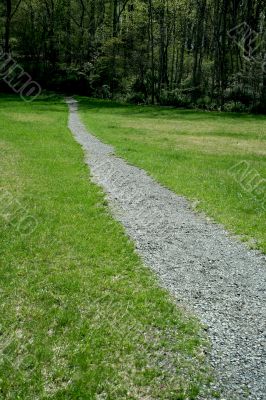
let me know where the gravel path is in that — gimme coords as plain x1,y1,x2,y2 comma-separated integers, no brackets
67,98,266,400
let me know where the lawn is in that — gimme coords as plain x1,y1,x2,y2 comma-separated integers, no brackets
0,95,211,399
78,98,266,253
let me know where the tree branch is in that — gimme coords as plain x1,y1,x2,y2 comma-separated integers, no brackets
11,0,23,20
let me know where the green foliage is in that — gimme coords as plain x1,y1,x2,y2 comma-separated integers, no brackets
223,101,248,113
1,0,266,111
127,92,146,104
159,89,192,108
195,96,213,109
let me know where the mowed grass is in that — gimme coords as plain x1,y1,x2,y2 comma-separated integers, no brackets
0,95,211,399
78,98,266,253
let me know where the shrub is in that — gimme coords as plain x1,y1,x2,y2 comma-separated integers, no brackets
196,96,212,109
249,102,266,114
159,89,191,108
206,102,219,111
223,101,248,113
127,92,146,104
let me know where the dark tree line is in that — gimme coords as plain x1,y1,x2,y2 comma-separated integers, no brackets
1,0,266,111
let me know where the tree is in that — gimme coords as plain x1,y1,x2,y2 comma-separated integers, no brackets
1,0,265,111
3,0,23,53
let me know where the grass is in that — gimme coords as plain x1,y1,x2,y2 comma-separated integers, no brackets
78,98,266,253
0,94,211,399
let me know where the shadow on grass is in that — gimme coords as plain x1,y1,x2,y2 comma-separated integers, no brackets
77,96,266,122
0,92,66,113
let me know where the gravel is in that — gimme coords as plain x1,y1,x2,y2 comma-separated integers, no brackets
67,98,266,400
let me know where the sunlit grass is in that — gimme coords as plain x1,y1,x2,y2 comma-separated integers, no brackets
0,95,211,399
78,97,266,252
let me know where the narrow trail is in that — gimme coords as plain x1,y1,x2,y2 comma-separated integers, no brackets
67,98,266,400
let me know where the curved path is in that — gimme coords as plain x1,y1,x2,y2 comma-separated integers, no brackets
67,98,266,399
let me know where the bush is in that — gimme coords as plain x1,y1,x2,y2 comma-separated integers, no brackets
223,101,248,113
249,102,266,114
225,86,254,105
196,96,212,109
159,89,191,108
127,92,146,104
101,85,111,99
206,102,219,111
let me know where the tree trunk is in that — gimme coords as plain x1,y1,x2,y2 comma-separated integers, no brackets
192,0,206,97
148,0,155,104
4,0,11,54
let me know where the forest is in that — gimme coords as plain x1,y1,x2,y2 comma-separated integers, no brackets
1,0,266,111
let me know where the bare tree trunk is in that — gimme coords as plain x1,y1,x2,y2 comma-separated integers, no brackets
113,0,118,37
148,0,155,104
177,25,186,85
4,0,11,53
65,1,72,64
158,1,168,96
192,0,206,97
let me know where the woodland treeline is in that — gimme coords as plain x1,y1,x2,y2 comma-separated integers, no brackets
1,0,266,111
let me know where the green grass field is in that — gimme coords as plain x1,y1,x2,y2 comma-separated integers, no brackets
78,98,266,253
0,95,211,399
